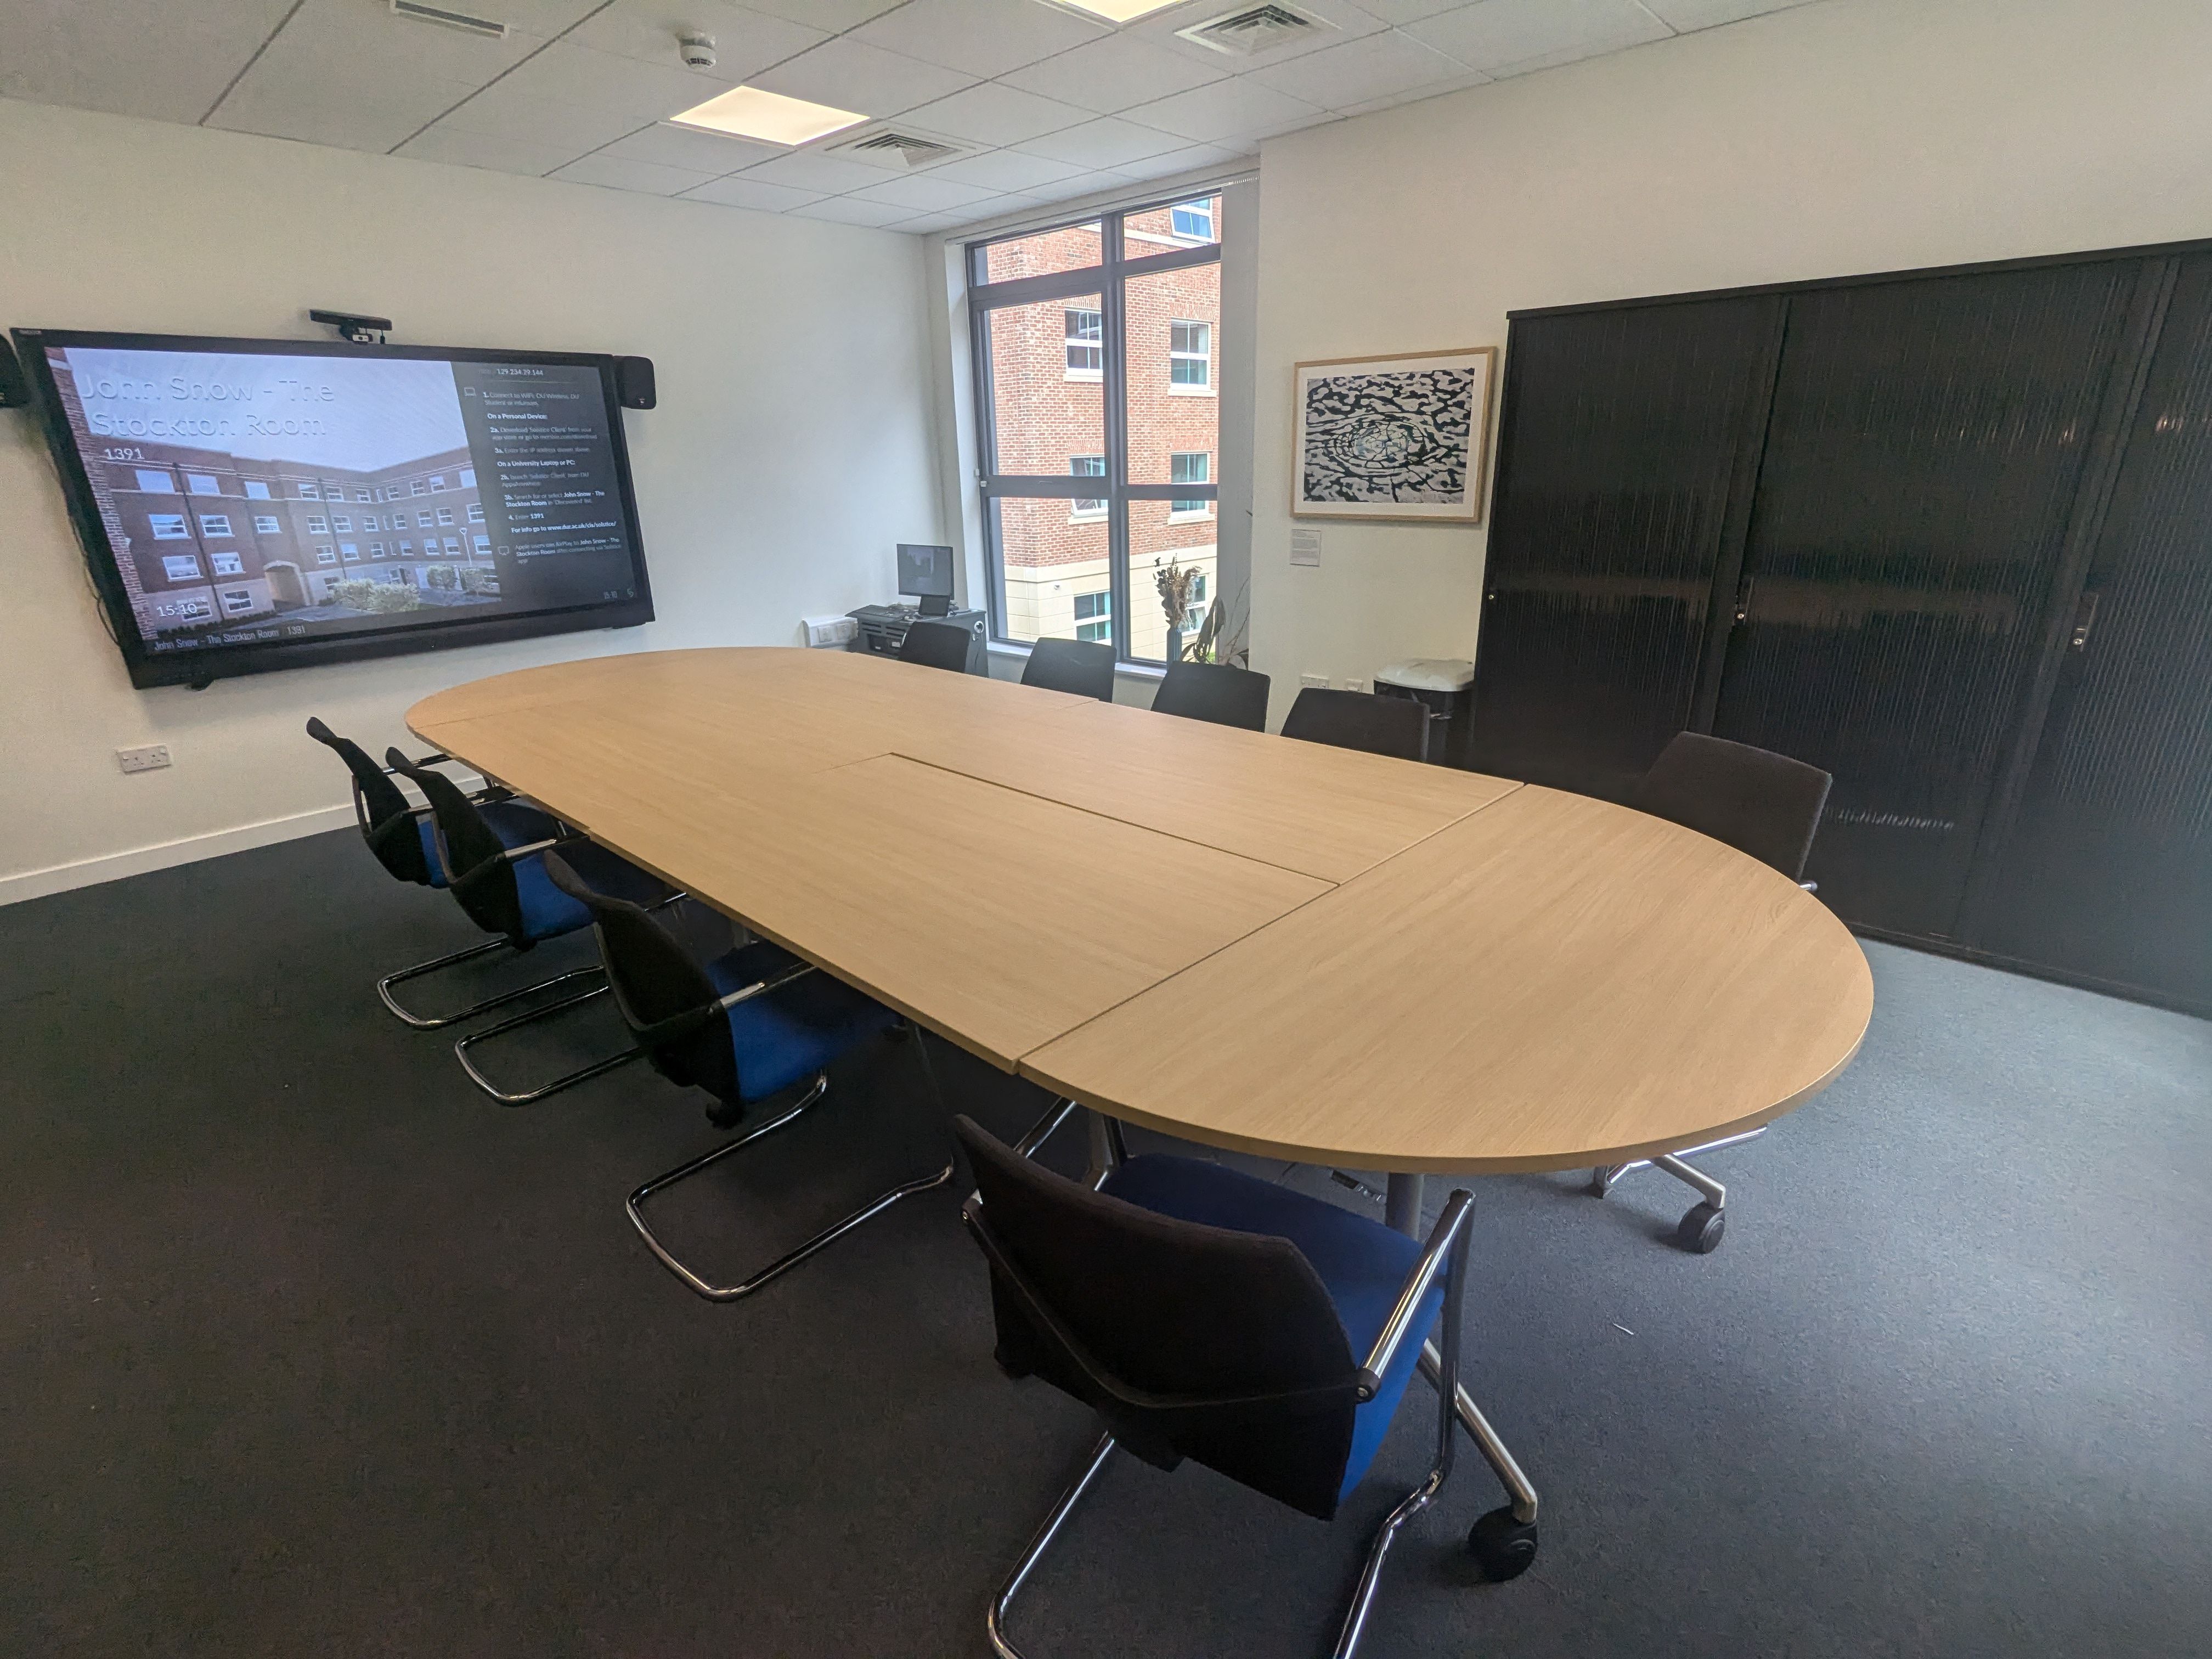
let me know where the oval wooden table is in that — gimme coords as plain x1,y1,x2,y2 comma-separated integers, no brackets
409,646,1873,1528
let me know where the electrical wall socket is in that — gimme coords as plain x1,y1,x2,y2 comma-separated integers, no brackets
1299,673,1328,689
1340,676,1370,694
117,744,171,774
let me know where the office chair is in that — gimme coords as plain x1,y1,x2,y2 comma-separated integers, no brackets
1150,659,1271,731
380,750,674,1080
1590,731,1835,1252
1020,636,1115,701
1280,686,1429,762
955,1115,1535,1659
899,617,975,674
544,850,956,1302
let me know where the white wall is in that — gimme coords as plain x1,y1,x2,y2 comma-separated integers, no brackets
1250,0,2212,725
0,98,942,900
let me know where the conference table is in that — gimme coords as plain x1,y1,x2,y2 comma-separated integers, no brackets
408,645,1873,1518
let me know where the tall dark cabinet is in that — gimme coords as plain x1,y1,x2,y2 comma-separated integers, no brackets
1472,241,2212,1015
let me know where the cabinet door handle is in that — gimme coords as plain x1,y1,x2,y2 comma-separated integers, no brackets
1733,574,1757,625
2069,590,2100,651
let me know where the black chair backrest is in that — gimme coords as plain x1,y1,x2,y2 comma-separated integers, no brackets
1629,732,1833,881
1279,687,1427,762
307,718,430,884
544,852,738,1101
385,749,524,940
899,618,974,674
1151,661,1271,731
1021,637,1115,701
953,1116,1361,1521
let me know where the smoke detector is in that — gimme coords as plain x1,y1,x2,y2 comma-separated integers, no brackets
1175,2,1335,57
678,32,716,70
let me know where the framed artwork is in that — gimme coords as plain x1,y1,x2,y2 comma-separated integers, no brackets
1290,346,1498,523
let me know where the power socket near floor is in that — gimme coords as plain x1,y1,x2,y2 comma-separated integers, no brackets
1299,673,1329,689
116,744,171,774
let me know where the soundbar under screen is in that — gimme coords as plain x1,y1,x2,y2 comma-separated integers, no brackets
18,330,653,687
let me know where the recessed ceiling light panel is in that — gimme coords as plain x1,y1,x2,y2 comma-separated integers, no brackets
1052,1,1188,21
669,86,866,148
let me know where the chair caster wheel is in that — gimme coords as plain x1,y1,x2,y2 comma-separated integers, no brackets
1468,1507,1538,1582
1676,1201,1724,1254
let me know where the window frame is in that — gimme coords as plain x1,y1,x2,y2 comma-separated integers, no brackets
969,193,1222,665
1169,319,1212,393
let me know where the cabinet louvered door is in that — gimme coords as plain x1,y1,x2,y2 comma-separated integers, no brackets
1711,263,2142,938
1969,258,2212,1010
1470,296,1779,799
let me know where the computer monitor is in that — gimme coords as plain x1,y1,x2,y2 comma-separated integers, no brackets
897,543,955,615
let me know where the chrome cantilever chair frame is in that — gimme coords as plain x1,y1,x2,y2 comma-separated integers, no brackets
979,1189,1482,1659
625,994,957,1303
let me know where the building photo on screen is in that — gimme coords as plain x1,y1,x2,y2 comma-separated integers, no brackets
20,332,652,684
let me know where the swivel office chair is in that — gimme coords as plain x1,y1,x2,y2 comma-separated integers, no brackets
1280,686,1428,762
955,1115,1534,1659
899,618,975,674
1150,660,1270,731
381,751,676,1092
1590,731,1835,1252
544,851,956,1302
1020,637,1115,701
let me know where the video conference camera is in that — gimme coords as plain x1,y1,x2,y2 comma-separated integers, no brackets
309,309,393,345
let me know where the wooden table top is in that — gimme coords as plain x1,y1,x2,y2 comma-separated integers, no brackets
410,647,1870,1171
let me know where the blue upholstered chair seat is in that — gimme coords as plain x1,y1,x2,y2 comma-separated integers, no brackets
703,941,900,1103
1099,1155,1444,1503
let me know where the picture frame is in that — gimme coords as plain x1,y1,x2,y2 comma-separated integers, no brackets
1290,346,1498,524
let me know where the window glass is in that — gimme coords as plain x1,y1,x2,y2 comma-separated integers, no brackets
1123,193,1221,259
1131,502,1218,663
979,219,1102,284
985,293,1103,472
316,546,336,564
1064,308,1102,377
1126,261,1219,484
1073,589,1111,644
244,480,271,499
1070,455,1107,517
148,514,189,539
253,515,280,534
340,543,360,561
134,468,176,494
1170,452,1212,516
220,587,256,614
187,473,221,495
211,551,245,576
161,553,201,580
1170,321,1211,388
297,481,320,499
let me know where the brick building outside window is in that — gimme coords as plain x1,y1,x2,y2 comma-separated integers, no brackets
971,195,1222,664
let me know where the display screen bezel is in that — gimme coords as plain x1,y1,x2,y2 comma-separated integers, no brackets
13,327,656,689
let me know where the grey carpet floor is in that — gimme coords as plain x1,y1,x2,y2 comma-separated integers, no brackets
2,828,2206,1658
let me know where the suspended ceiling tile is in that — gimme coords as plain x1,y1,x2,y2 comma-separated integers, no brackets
435,81,653,153
1405,0,1674,78
0,0,298,125
740,0,907,30
920,148,1089,193
677,173,828,210
850,0,1109,81
1644,0,1819,27
748,36,978,120
489,40,738,121
1121,75,1321,145
1022,115,1186,170
1247,30,1482,110
899,82,1091,148
395,125,582,177
549,153,722,195
1107,140,1250,182
844,172,1005,212
595,121,782,172
787,194,917,227
996,32,1228,116
207,74,490,155
565,1,827,81
735,148,902,194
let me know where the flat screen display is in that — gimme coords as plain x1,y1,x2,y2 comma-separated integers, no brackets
897,542,955,599
15,329,654,687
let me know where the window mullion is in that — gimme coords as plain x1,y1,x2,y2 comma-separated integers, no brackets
1103,211,1131,665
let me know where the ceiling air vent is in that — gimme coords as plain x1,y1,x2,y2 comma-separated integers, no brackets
1175,3,1334,57
827,128,968,171
390,1,509,40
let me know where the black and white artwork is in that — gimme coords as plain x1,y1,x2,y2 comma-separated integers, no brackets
1291,348,1496,523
